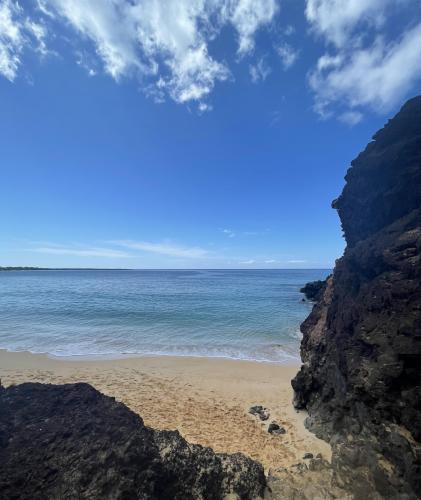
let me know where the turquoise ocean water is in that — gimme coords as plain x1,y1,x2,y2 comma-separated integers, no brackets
0,269,329,363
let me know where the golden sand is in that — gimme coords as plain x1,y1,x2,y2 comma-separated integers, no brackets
0,349,330,471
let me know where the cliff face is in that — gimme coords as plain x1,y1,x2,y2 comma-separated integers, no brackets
293,97,421,499
0,382,266,500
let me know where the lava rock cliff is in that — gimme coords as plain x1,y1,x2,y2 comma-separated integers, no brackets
293,97,421,499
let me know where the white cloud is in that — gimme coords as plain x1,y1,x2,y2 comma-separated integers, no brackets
338,110,363,125
239,259,255,264
33,246,132,258
306,0,421,120
310,24,421,116
0,0,47,81
265,259,277,264
113,240,209,258
305,0,392,48
249,57,271,83
276,42,299,70
13,0,277,108
288,259,307,264
45,0,145,79
229,0,279,56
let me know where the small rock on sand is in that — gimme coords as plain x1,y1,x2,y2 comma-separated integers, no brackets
268,421,286,435
249,405,270,421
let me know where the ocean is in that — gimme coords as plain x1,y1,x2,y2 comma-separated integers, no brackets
0,269,329,364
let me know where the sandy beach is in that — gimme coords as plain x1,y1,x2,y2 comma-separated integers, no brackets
0,349,330,471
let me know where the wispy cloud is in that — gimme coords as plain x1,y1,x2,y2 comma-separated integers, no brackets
265,259,278,264
306,0,421,120
221,228,236,238
221,228,262,238
288,259,307,264
2,0,279,109
32,246,133,258
239,259,255,265
305,0,392,48
283,24,295,36
0,0,47,81
276,43,299,70
338,110,363,126
112,240,209,259
249,58,271,83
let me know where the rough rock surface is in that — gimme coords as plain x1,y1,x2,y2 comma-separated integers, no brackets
0,382,266,500
267,456,352,500
292,96,421,499
299,280,328,302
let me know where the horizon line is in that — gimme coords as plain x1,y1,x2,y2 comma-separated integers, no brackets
1,266,333,271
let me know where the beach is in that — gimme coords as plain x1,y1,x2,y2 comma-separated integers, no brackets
0,349,330,471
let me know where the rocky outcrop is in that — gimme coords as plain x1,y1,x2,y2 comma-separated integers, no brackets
292,96,421,499
300,280,328,302
0,382,266,500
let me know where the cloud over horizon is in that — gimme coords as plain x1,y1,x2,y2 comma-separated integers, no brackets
112,240,210,259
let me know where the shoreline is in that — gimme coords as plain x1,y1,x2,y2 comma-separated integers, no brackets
0,345,302,365
0,349,330,471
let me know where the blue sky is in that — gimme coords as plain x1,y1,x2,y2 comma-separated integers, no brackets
1,0,421,269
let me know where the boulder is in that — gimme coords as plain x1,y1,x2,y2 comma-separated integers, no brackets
0,382,266,500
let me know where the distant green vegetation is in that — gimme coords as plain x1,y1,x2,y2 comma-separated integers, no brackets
0,266,47,271
0,267,131,271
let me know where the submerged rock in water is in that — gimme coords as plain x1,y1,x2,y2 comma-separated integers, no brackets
292,96,421,499
0,382,266,500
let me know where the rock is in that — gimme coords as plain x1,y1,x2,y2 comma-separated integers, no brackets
0,382,267,500
249,405,263,415
300,279,328,301
268,422,286,435
249,405,270,421
290,463,308,473
267,461,351,500
292,96,421,499
303,453,314,459
259,408,270,421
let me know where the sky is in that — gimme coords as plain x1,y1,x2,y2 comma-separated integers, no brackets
1,0,421,269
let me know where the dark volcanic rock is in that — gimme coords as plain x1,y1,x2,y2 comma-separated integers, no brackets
300,279,328,302
268,422,286,435
249,405,270,421
0,382,266,500
292,96,421,499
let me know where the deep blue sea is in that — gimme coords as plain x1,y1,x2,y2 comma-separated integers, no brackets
0,269,329,363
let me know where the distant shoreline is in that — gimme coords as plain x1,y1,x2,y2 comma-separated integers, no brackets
1,267,332,271
0,267,131,271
